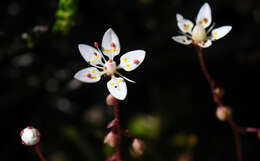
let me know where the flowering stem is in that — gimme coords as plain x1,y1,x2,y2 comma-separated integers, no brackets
195,45,243,161
113,97,121,161
35,145,47,161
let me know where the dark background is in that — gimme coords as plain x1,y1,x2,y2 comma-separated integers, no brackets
0,0,260,161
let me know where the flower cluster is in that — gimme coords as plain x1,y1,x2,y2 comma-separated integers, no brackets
74,28,146,100
172,3,232,48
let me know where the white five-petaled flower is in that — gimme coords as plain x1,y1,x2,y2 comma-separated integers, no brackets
74,28,146,100
172,3,232,48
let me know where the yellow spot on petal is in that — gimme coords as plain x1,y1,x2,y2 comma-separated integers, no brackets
104,49,111,53
93,75,97,80
113,48,118,52
92,69,96,74
110,82,115,86
96,54,100,58
117,80,123,84
126,64,130,69
199,20,203,25
123,57,127,62
184,24,191,31
91,60,96,64
213,32,218,39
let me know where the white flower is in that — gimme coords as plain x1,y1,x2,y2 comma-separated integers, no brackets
172,3,232,48
74,28,146,100
20,126,41,146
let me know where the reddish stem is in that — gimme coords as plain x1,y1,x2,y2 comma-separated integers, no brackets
113,98,121,161
195,45,243,161
35,145,47,161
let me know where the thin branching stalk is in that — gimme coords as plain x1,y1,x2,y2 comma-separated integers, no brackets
113,98,122,161
195,45,243,161
35,145,47,161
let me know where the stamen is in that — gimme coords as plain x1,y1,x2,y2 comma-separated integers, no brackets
94,42,99,48
93,52,98,56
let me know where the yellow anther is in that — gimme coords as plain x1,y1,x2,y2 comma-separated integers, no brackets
92,69,96,74
110,82,115,86
123,57,127,62
91,60,96,64
184,24,191,31
93,76,97,80
126,64,130,69
96,53,100,58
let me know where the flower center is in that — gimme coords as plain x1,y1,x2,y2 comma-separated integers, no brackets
192,24,207,44
104,60,117,76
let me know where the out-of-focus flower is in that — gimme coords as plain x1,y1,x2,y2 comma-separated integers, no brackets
106,94,115,106
172,3,232,48
74,28,146,100
216,106,232,121
132,138,144,155
20,126,41,146
104,131,117,147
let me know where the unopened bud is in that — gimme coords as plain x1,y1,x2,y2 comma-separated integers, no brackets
20,126,41,146
132,138,144,155
104,131,117,147
106,94,115,106
214,87,224,98
216,106,232,121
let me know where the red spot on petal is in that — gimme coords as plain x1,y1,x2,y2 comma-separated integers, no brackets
203,18,208,23
111,43,116,48
86,73,91,78
93,52,97,56
109,59,113,63
133,59,140,64
94,42,99,48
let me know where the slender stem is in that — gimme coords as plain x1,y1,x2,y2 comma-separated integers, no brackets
35,145,47,161
195,45,243,161
113,98,121,161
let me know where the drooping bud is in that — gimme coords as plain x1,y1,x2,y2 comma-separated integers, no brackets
20,126,41,146
132,138,144,155
216,106,232,121
106,94,115,106
104,131,117,147
192,24,207,44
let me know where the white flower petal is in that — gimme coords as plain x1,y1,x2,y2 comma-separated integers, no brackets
176,13,194,34
74,67,102,83
119,50,145,72
78,44,103,66
107,77,127,100
211,26,232,41
172,36,192,45
102,28,120,59
198,39,212,48
196,3,212,28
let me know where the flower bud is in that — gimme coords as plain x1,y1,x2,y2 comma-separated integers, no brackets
214,87,224,98
20,126,41,146
104,131,117,147
132,138,144,155
216,106,232,121
106,94,115,106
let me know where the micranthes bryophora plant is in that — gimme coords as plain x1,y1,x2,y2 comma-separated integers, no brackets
172,3,260,161
74,28,145,161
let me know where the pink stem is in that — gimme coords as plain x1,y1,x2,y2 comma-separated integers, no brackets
35,145,47,161
246,128,260,133
195,45,243,161
113,97,121,161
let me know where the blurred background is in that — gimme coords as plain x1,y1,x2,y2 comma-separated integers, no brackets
0,0,260,161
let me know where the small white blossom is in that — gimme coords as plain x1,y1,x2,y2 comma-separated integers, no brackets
74,28,146,100
172,3,232,48
20,126,40,146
